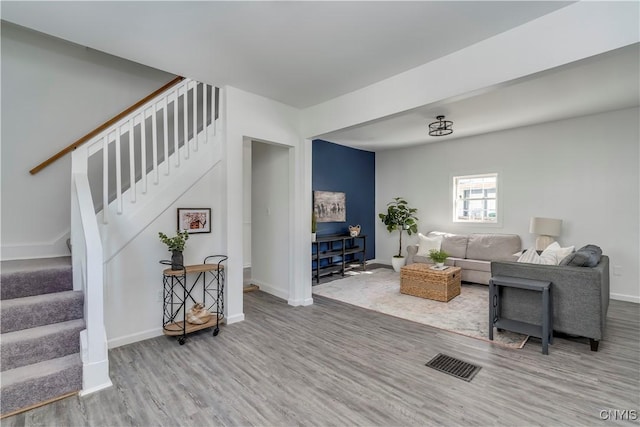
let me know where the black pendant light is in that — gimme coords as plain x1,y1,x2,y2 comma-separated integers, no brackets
428,115,453,136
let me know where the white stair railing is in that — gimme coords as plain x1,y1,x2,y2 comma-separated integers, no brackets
70,78,219,395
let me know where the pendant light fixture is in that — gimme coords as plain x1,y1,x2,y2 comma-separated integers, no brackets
428,115,453,136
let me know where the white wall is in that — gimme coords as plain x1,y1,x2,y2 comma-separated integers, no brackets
105,166,223,347
376,108,639,302
0,22,174,260
250,141,290,299
224,87,311,326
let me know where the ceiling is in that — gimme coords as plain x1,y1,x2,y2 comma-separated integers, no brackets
2,1,638,151
319,44,640,151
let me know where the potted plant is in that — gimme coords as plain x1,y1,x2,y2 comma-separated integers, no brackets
428,249,449,269
378,197,418,272
311,211,317,242
159,230,189,270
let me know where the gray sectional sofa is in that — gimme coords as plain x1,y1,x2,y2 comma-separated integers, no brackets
491,256,610,351
406,231,521,285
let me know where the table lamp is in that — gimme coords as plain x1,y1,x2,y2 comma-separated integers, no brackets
529,217,562,251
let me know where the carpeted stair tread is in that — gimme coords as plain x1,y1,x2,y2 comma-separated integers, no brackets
1,257,72,300
1,319,85,372
1,353,82,415
0,290,84,333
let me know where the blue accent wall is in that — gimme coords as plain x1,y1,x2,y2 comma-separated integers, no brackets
312,140,375,260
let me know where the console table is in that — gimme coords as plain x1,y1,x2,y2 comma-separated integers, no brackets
489,275,553,354
312,234,366,283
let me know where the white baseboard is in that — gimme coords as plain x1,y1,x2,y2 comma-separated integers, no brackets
107,327,163,349
250,279,289,301
288,297,313,306
610,293,640,304
1,230,71,261
226,313,245,324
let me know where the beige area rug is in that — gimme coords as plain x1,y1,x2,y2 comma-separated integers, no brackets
313,268,528,349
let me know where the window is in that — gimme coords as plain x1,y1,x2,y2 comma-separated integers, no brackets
453,173,498,223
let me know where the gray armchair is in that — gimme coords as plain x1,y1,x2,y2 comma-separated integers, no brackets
490,255,609,351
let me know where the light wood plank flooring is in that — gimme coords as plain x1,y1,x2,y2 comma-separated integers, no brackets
4,291,639,426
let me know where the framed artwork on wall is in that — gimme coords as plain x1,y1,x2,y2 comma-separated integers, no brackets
314,191,346,222
177,208,211,234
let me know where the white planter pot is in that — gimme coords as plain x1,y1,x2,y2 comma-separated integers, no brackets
435,262,445,269
391,256,406,272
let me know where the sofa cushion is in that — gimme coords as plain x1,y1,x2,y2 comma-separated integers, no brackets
454,258,491,273
466,234,521,261
428,232,469,259
559,244,602,267
416,233,442,257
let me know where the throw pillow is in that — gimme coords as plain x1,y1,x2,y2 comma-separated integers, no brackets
559,244,602,267
416,233,442,257
539,242,561,265
517,247,541,264
539,242,575,265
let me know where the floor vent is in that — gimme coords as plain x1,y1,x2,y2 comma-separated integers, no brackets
426,353,481,382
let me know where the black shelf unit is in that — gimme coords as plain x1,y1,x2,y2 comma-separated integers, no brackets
312,234,366,283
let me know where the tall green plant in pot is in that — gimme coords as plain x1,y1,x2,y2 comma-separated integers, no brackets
379,197,418,271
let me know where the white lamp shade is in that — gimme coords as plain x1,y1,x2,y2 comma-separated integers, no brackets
529,217,562,237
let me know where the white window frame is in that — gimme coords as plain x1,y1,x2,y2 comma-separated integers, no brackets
452,173,499,224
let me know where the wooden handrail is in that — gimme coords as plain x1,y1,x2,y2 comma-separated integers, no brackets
29,76,186,175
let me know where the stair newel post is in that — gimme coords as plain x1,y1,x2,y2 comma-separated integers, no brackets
70,144,113,393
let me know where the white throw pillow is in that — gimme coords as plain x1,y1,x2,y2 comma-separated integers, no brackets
416,233,442,257
518,242,575,265
539,242,561,265
517,247,541,264
554,244,575,264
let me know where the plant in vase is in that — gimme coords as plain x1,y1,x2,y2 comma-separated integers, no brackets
428,249,449,269
378,197,418,272
311,211,317,242
158,230,189,270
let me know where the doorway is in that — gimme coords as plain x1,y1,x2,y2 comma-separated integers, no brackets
242,139,291,300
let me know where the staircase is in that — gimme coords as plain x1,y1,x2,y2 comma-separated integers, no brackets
0,256,84,417
0,77,221,415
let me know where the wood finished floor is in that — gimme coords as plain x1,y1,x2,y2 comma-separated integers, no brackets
3,291,639,426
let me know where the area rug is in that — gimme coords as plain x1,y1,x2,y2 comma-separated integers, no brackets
313,268,528,349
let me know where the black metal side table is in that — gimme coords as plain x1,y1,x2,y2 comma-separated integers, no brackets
160,255,227,345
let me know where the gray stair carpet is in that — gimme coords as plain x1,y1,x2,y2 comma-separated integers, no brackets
1,354,82,416
1,256,73,300
1,290,83,333
0,256,84,416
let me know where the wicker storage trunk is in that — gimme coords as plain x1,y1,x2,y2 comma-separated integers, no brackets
400,264,461,302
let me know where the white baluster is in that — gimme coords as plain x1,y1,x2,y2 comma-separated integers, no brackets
129,120,136,203
140,111,147,194
183,85,189,159
152,102,159,184
173,90,180,167
115,127,123,214
163,97,169,175
203,84,208,144
192,81,198,152
102,135,109,224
